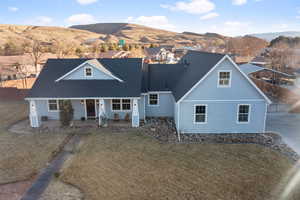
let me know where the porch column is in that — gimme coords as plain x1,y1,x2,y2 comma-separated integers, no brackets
98,99,106,126
29,100,39,128
132,99,139,127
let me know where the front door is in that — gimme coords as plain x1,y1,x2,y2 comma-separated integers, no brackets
86,100,96,119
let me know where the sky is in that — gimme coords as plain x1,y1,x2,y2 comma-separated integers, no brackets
0,0,299,36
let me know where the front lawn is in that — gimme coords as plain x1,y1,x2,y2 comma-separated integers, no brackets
0,100,67,184
62,131,300,200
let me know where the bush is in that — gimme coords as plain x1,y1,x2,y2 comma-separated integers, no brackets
41,116,48,121
59,100,74,127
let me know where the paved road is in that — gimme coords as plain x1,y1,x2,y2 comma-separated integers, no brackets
266,113,300,154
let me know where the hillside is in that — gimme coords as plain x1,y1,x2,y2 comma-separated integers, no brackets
0,24,104,49
248,31,300,41
70,23,227,46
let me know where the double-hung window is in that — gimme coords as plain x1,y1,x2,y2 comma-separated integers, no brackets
85,67,93,77
194,105,207,123
122,99,131,111
218,71,231,87
149,93,159,106
237,104,250,123
112,99,131,111
48,100,59,111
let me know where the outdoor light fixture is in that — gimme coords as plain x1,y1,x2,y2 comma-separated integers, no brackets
80,100,84,105
96,100,99,105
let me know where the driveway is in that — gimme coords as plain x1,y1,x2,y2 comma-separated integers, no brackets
266,112,300,154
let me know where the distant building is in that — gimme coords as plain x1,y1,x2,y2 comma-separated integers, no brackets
99,51,130,59
144,47,175,63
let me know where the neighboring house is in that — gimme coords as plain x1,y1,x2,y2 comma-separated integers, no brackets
99,51,130,59
26,51,271,134
239,63,295,85
144,47,175,63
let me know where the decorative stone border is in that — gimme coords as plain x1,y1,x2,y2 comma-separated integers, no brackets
143,117,299,162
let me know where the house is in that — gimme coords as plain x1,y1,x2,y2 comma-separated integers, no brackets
26,51,271,134
144,47,175,63
99,51,130,59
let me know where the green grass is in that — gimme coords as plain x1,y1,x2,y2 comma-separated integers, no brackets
0,100,67,184
62,131,300,200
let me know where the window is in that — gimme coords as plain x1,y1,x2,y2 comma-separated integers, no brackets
122,99,131,110
238,105,250,123
48,100,59,111
112,99,131,111
194,105,207,123
112,99,121,111
85,67,93,77
149,93,159,105
218,71,231,87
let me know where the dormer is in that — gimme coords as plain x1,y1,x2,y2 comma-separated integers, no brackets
55,59,123,82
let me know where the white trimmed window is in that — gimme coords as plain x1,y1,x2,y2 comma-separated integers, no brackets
85,67,93,77
112,99,121,111
149,93,159,105
48,100,59,111
194,105,207,123
112,99,131,111
122,99,131,110
238,104,250,123
218,71,231,87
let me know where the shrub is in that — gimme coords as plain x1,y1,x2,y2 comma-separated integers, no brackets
59,100,74,127
41,116,48,121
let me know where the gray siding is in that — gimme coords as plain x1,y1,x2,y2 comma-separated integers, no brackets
35,98,144,121
177,58,268,133
178,101,267,133
63,63,114,80
145,93,175,117
35,100,86,120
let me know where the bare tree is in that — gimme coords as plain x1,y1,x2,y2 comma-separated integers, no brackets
13,62,29,89
25,40,44,75
53,40,76,58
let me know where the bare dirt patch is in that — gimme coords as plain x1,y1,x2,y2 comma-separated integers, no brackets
0,180,33,200
39,179,83,200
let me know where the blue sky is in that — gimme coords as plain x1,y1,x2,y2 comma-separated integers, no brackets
0,0,299,36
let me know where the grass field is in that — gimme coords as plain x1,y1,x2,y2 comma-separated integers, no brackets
0,100,67,184
62,131,300,200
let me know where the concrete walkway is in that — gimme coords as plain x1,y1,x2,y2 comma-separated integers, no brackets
20,135,81,200
266,112,300,154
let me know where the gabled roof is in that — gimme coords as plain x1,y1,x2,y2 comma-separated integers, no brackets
146,64,184,92
239,63,295,78
27,58,143,98
172,51,225,101
144,47,165,57
56,59,123,82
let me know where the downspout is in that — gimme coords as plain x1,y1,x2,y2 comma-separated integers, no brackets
177,102,181,142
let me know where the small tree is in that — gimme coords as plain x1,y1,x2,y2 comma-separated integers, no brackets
59,100,74,127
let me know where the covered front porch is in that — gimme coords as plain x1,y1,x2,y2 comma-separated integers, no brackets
28,97,143,128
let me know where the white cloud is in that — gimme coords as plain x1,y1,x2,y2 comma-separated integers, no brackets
161,0,215,15
76,0,98,5
27,16,53,26
200,12,219,20
8,7,18,12
232,0,247,5
65,14,96,25
126,16,176,31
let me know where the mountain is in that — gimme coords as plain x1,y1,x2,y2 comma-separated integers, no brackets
248,31,300,41
70,23,228,46
0,24,104,48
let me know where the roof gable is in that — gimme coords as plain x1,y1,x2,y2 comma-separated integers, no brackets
27,58,143,98
177,55,271,104
55,59,123,82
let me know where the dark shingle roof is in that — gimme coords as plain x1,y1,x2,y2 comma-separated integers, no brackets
27,58,143,98
172,51,225,101
147,64,184,91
